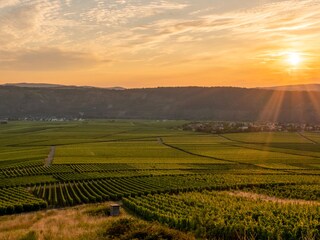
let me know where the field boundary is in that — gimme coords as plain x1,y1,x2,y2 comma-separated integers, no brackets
297,132,318,144
158,138,263,167
218,134,320,159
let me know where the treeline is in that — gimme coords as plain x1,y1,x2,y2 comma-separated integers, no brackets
1,86,320,123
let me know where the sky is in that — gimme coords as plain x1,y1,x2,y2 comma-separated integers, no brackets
0,0,320,88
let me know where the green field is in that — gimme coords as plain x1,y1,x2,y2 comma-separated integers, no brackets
0,121,319,239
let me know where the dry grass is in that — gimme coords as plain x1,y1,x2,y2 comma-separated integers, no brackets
0,204,107,240
227,191,320,205
0,202,194,240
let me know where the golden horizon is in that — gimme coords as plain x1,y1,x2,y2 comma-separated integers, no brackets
0,1,319,88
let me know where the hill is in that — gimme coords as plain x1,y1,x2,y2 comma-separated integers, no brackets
2,83,125,90
0,86,320,123
3,83,66,88
263,84,320,91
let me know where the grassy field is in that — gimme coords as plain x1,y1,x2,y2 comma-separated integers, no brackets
0,120,319,239
0,201,193,240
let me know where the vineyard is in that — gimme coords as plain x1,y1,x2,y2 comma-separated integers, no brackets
0,187,47,215
2,174,304,209
123,191,320,239
0,120,319,239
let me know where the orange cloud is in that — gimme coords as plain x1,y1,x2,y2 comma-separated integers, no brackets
0,0,319,87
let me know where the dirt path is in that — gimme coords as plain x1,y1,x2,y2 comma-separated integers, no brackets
227,191,320,206
218,134,246,144
157,137,164,144
158,137,249,165
297,132,318,144
44,146,56,167
219,134,320,159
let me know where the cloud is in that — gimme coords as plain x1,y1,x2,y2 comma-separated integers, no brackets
64,0,73,7
142,0,320,41
0,0,19,9
100,0,320,66
0,0,188,53
0,0,69,49
0,4,40,30
80,0,188,26
0,48,102,71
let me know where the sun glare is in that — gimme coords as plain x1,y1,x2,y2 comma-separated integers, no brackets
287,52,302,67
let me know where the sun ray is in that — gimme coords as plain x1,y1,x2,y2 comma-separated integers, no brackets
258,90,286,144
306,90,320,122
289,91,306,123
258,90,286,123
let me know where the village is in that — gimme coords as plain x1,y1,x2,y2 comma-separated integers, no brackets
182,121,320,134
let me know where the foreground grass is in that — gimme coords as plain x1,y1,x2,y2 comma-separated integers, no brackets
0,202,194,240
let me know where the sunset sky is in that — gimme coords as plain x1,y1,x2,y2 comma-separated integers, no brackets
0,0,319,88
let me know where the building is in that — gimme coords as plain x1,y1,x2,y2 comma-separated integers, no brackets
110,204,120,216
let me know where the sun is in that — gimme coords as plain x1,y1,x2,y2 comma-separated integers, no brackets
286,52,302,67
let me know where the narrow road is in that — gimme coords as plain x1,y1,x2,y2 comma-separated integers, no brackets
45,146,56,167
157,137,311,173
297,132,318,144
157,137,164,144
158,137,246,165
218,134,246,144
219,134,320,159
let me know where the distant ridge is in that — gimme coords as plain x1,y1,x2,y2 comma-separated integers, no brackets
2,83,125,90
262,83,320,92
0,85,320,123
4,82,319,92
3,83,65,88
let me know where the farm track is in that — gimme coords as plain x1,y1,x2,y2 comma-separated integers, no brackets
158,138,260,167
158,138,320,175
91,130,132,139
44,146,56,167
297,132,319,144
4,125,80,137
218,134,320,159
218,134,245,144
10,135,175,148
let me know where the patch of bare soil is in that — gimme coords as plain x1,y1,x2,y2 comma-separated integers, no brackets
227,191,320,206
